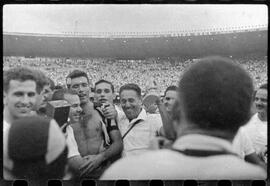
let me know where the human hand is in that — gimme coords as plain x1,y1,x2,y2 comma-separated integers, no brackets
79,154,105,176
101,102,117,119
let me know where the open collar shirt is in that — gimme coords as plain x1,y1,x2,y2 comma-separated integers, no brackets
118,108,162,157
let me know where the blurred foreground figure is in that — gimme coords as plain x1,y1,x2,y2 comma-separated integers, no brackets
5,116,68,185
101,56,266,180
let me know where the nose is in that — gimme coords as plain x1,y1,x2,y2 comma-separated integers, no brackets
77,106,82,113
21,95,30,104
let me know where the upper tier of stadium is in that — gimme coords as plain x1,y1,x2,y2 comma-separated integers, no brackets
3,26,267,58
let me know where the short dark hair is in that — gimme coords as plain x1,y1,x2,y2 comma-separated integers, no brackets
259,83,267,90
33,70,50,94
119,83,142,97
95,79,115,93
51,88,78,101
4,67,38,93
66,70,89,88
164,85,178,96
179,56,254,134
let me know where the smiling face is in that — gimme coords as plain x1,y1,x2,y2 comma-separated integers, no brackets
255,88,267,118
120,89,142,120
64,93,82,123
4,80,37,121
163,90,178,112
94,82,115,104
69,76,90,105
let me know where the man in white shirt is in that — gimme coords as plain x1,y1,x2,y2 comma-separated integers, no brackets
118,83,163,157
3,67,41,179
101,56,266,180
243,83,267,162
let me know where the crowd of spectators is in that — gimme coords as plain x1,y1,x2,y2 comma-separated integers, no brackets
3,55,267,94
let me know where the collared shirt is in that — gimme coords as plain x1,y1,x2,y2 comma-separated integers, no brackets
242,113,267,155
118,109,162,157
101,134,266,180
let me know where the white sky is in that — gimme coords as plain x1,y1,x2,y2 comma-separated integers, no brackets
3,4,268,34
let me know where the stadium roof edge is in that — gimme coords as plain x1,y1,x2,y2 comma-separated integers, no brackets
3,26,268,38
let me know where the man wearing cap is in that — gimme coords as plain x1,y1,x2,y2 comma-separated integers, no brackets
3,67,43,179
101,56,266,180
66,70,123,178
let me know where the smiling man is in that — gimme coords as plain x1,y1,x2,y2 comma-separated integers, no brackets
65,70,123,179
118,83,163,157
3,67,40,179
243,83,267,162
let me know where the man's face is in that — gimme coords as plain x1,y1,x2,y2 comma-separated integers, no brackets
64,94,82,123
120,90,142,120
94,82,115,104
4,80,37,120
163,90,178,112
36,84,53,110
255,88,267,115
69,76,90,105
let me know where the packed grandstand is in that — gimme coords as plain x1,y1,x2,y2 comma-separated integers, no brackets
3,25,267,95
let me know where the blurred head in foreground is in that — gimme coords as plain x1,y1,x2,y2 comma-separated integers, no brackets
175,56,254,141
6,116,68,183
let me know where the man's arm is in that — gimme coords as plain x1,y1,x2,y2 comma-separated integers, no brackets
79,129,123,174
156,99,176,140
102,129,123,162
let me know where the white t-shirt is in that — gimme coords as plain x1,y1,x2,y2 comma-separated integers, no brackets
242,113,267,155
232,127,255,159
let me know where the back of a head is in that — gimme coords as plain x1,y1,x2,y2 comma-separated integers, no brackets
8,116,67,181
179,56,254,134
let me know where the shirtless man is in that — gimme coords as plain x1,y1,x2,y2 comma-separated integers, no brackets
66,70,123,178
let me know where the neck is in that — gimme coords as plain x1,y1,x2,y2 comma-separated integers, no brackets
81,101,95,113
258,112,267,121
4,109,14,125
177,122,235,143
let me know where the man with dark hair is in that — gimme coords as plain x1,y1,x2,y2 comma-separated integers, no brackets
117,83,163,157
65,70,123,179
101,56,266,180
31,70,51,116
163,85,178,113
3,67,40,179
243,83,267,163
94,79,124,120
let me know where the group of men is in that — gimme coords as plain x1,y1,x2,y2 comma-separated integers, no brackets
3,56,267,181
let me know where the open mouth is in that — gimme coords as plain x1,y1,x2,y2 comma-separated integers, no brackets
256,105,264,110
99,99,107,103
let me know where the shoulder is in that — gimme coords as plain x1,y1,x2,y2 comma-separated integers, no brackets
146,114,163,128
101,150,175,180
